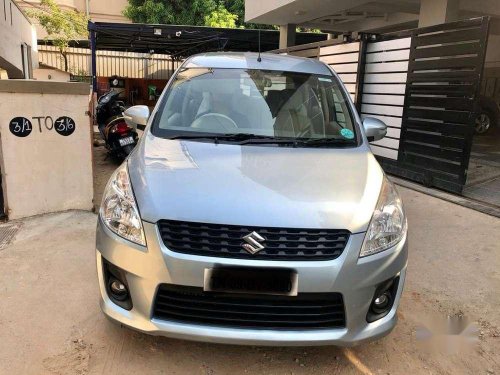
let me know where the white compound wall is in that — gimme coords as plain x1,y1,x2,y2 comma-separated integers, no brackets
0,80,93,219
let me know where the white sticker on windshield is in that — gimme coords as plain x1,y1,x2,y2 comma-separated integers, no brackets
318,77,332,82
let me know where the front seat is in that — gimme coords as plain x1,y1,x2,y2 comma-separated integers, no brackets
274,89,310,137
230,92,273,131
195,92,214,119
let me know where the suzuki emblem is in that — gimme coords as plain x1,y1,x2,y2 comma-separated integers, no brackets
242,231,265,254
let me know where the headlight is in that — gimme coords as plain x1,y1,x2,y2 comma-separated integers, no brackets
100,163,146,246
360,177,406,257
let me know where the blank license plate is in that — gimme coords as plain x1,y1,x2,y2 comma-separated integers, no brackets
204,267,298,296
119,137,134,146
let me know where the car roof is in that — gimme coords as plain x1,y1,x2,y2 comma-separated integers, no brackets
183,52,332,75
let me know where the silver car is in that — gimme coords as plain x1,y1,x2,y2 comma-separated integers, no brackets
96,52,408,346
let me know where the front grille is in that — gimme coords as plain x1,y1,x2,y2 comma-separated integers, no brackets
157,220,350,260
153,284,346,329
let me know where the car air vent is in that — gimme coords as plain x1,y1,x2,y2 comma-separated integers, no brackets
153,284,346,330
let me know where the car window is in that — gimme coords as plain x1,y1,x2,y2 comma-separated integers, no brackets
153,68,357,143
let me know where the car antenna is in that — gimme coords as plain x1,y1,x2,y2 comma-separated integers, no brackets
257,29,262,62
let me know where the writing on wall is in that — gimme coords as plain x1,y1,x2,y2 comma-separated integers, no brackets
9,116,76,137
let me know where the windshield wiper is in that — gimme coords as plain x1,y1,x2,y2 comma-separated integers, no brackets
166,133,353,147
167,133,296,145
167,134,220,140
219,133,297,144
296,138,355,147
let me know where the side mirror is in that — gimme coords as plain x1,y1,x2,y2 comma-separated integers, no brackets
124,105,150,129
363,117,387,141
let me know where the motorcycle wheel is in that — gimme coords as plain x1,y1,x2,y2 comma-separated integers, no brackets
475,110,493,135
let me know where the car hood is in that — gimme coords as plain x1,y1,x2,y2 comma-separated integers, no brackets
128,134,384,233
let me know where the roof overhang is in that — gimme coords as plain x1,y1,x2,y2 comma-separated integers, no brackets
245,0,500,34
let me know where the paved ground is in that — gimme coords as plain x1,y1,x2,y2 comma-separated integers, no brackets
0,148,499,375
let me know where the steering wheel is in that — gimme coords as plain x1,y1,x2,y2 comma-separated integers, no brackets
191,113,238,132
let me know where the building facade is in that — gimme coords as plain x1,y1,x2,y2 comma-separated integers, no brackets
0,0,38,78
17,0,130,37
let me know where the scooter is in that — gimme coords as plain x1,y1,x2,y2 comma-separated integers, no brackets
96,90,139,160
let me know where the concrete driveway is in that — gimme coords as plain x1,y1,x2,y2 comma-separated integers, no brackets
0,153,499,374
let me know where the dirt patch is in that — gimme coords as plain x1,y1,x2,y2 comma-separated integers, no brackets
43,338,92,375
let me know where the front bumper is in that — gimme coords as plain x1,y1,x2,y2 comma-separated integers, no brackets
96,218,408,346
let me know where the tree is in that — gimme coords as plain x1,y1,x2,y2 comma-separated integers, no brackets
28,0,88,72
124,0,219,26
123,0,167,24
123,0,275,29
204,3,238,28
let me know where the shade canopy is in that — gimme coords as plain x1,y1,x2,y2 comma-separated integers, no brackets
88,22,326,58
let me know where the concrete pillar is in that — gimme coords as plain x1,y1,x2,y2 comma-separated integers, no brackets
279,24,296,49
418,0,460,27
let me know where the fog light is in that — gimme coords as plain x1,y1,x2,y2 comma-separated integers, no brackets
109,278,128,300
103,258,133,310
367,276,400,323
372,292,391,314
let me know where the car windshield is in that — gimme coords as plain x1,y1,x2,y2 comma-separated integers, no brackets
152,68,357,145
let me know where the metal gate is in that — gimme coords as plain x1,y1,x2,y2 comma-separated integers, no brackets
380,17,490,193
273,17,490,194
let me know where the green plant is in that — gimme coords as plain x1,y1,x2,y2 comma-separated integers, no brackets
28,0,88,72
204,3,238,28
123,0,218,26
123,0,275,29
